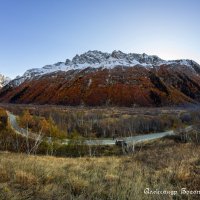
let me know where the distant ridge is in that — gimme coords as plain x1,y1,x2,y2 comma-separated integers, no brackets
6,50,199,87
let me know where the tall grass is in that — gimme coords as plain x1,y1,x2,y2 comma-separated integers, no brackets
0,138,200,200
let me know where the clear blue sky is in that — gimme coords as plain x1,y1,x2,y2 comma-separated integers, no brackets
0,0,199,78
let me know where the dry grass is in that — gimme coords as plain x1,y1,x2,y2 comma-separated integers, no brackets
0,138,200,200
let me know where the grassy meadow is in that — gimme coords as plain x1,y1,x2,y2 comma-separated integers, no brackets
0,138,200,200
1,105,200,199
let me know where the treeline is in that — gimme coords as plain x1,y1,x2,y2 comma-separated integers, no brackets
2,105,200,157
0,109,120,156
4,105,200,138
36,109,200,138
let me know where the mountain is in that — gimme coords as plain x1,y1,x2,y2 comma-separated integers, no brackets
0,74,11,88
1,50,200,107
5,50,196,87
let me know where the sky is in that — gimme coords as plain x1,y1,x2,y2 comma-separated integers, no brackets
0,0,199,78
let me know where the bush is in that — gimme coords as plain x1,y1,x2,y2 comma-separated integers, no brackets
0,108,8,128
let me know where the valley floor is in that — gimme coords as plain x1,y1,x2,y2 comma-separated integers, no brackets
0,138,200,200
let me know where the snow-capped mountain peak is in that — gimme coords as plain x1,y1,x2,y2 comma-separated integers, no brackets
5,50,200,88
0,74,11,88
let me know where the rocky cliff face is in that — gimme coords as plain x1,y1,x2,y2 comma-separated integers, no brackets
1,50,200,107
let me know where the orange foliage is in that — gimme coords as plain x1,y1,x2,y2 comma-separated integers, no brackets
1,66,200,107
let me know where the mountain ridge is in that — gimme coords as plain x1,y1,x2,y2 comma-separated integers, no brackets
1,50,200,107
7,50,199,88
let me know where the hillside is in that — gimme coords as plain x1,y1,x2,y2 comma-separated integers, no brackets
1,51,200,106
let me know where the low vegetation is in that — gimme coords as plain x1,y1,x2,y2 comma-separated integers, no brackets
0,138,200,200
0,108,8,128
